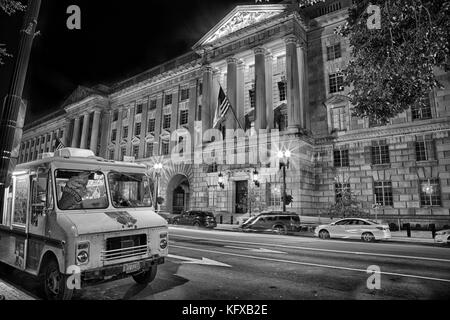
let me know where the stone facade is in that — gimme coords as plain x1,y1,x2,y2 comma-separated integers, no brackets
19,1,450,227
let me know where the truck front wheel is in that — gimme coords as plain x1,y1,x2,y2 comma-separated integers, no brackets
41,260,73,300
132,265,157,285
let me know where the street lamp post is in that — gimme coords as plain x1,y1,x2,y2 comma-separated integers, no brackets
277,150,291,213
153,162,163,212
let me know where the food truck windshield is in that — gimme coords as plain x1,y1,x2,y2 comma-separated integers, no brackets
55,170,109,210
108,171,153,208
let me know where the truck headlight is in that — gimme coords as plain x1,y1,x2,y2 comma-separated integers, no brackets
160,239,168,250
76,242,90,265
77,251,89,264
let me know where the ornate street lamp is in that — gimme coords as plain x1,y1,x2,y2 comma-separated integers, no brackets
153,162,163,211
278,149,292,212
253,169,260,187
218,172,225,189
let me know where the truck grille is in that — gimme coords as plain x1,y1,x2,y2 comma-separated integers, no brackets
102,234,148,262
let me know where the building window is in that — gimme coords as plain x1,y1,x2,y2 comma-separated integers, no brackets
113,111,119,122
133,145,139,159
198,82,203,95
334,149,349,167
148,119,156,133
136,103,143,114
276,56,286,74
415,136,435,162
329,73,344,94
420,179,441,207
165,94,173,106
374,181,393,206
135,123,141,136
331,106,347,132
163,114,171,129
162,141,170,155
335,183,350,202
412,104,432,121
180,110,189,126
207,163,218,173
109,150,115,160
122,126,128,139
180,88,190,101
122,109,128,119
150,99,157,110
268,183,282,207
327,43,342,61
278,81,287,101
121,147,127,161
371,141,390,165
59,130,64,138
111,129,117,142
146,143,154,158
249,88,256,109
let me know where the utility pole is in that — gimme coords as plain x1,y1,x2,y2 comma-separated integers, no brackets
0,0,42,220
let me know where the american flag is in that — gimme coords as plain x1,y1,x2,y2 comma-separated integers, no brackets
55,138,65,151
213,86,231,128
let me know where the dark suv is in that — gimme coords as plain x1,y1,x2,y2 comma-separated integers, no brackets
241,211,301,234
171,210,217,228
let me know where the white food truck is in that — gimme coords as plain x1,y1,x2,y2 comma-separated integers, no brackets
0,148,168,300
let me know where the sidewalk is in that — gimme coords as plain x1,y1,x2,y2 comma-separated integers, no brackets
214,224,438,245
0,279,36,300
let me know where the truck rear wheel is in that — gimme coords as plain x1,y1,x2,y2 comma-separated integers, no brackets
132,266,157,285
41,259,73,300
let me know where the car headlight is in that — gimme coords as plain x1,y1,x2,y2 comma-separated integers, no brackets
76,242,90,265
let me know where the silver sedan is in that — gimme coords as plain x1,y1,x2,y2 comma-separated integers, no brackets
434,229,450,245
314,218,391,242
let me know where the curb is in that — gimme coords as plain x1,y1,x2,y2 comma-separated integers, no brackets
0,279,36,300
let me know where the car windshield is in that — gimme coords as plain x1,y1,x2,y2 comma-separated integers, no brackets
55,170,108,210
108,172,152,208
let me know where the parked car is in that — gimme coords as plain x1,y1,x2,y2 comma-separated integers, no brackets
240,211,302,234
314,218,391,242
157,211,175,224
434,229,450,245
171,210,217,228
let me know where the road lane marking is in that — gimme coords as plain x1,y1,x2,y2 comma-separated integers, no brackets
224,246,287,254
168,254,231,268
171,245,450,284
170,234,450,263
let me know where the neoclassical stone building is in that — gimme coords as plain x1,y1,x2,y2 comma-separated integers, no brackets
19,0,450,227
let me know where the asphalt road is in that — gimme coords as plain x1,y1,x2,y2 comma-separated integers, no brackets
1,226,450,300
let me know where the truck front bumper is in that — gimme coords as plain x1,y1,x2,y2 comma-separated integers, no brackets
81,255,165,283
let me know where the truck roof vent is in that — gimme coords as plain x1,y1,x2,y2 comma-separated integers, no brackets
54,148,96,158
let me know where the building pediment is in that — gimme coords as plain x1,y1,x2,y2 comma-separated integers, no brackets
194,4,288,49
61,85,109,109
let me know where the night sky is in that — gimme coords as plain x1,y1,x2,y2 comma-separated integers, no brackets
0,0,273,123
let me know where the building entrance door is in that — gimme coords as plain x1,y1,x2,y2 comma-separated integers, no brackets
235,181,248,214
173,186,185,214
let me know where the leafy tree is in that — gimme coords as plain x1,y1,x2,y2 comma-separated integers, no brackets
339,0,450,124
325,177,367,218
0,0,26,65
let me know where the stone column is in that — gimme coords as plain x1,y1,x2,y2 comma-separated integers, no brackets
285,36,301,132
188,80,198,154
265,52,274,130
139,100,149,159
50,131,55,152
169,89,179,153
297,41,309,130
115,108,124,160
254,47,267,131
127,105,135,156
154,93,163,156
80,112,90,150
237,60,245,128
71,116,81,148
226,57,238,130
201,65,213,135
90,109,101,154
63,119,71,147
99,110,111,159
